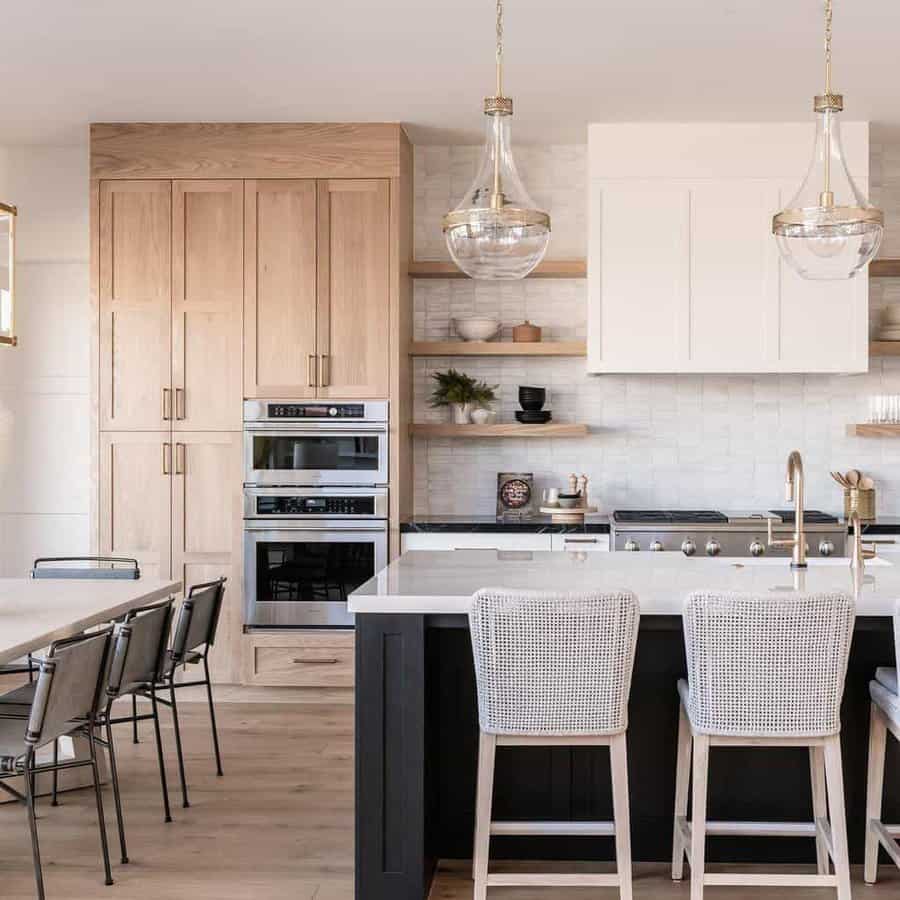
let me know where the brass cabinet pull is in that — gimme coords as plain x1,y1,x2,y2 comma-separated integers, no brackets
162,443,172,476
292,657,338,665
320,354,330,388
175,443,185,475
162,388,172,421
307,354,318,388
175,388,186,421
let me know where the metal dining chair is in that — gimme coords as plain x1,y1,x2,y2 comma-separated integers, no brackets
95,598,176,864
0,628,115,900
154,578,227,809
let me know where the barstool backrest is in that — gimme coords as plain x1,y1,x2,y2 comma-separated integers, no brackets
107,600,174,698
469,588,640,735
170,578,226,663
683,591,855,736
26,629,112,748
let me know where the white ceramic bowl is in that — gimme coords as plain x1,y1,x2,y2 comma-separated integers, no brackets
453,317,500,342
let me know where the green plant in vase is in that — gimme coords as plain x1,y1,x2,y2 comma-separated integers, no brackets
430,369,498,424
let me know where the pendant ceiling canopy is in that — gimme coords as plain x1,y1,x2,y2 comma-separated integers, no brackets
442,0,551,280
773,0,883,280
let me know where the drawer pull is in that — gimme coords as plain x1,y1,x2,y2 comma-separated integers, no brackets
162,442,172,476
292,657,339,665
320,354,330,388
564,537,598,544
162,388,172,421
308,354,318,388
175,387,186,420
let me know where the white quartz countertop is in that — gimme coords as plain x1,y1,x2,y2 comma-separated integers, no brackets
349,550,900,616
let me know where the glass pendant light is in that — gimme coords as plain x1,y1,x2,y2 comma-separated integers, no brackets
443,0,550,280
0,203,17,347
773,0,883,280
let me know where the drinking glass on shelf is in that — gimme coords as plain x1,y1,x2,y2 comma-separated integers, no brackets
869,395,900,424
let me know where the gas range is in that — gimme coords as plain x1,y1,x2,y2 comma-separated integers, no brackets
610,509,846,558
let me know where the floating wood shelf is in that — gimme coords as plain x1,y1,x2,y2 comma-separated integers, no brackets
847,423,900,437
410,423,589,439
408,259,586,279
870,259,900,278
409,340,586,357
870,341,900,356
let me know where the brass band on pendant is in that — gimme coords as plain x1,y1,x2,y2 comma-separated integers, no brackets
814,93,844,112
442,206,551,233
0,202,17,216
483,96,513,116
772,205,884,234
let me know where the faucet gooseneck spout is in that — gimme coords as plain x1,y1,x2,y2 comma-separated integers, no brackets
767,450,807,568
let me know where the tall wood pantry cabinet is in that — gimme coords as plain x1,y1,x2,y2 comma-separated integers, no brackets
91,123,414,685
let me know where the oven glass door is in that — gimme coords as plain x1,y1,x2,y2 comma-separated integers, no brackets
244,524,387,627
244,428,388,485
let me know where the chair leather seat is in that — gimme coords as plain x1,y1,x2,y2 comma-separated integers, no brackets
875,667,898,695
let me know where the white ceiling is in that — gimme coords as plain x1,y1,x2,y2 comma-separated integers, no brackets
3,0,900,146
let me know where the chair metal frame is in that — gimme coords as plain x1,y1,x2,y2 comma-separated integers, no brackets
0,629,115,900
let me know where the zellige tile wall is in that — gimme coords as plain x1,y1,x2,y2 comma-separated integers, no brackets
413,134,900,517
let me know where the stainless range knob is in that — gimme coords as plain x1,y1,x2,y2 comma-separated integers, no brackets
818,539,835,557
705,538,722,557
649,540,663,552
749,539,765,557
681,539,696,557
624,538,640,552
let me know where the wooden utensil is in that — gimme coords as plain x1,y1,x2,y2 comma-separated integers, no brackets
830,471,850,488
860,475,875,490
846,469,861,487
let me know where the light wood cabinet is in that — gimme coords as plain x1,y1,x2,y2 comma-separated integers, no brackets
243,630,354,687
317,179,390,398
587,123,870,374
244,178,390,399
98,431,173,579
171,432,242,683
99,181,172,430
244,179,318,398
172,181,244,431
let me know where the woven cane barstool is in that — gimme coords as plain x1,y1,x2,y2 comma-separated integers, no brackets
468,588,640,899
672,590,855,900
864,599,900,883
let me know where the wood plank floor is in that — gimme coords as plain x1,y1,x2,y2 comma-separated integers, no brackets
0,698,897,899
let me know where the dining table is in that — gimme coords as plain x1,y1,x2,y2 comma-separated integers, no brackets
0,575,180,799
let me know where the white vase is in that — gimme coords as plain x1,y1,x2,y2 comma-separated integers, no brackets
451,403,472,424
470,406,492,425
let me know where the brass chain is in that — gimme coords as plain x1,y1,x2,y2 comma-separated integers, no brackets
824,0,833,94
495,0,504,97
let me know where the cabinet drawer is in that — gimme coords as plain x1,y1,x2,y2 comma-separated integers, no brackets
402,533,552,552
244,631,354,687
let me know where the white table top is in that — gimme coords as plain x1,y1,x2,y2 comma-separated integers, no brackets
0,577,181,665
349,550,900,617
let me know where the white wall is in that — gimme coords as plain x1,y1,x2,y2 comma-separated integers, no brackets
413,134,900,517
0,145,90,575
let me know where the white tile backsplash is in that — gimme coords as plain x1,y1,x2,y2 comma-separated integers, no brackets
412,137,900,518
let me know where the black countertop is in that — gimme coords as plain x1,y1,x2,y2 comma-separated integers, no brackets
401,514,900,535
400,514,610,534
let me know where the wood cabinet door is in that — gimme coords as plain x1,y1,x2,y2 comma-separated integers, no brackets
317,179,390,398
244,180,318,398
99,181,172,430
171,432,243,683
99,431,172,579
172,181,244,430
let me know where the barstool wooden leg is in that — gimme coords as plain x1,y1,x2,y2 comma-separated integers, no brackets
472,731,496,900
809,745,829,875
610,732,633,900
672,703,691,881
689,735,709,900
864,701,888,884
823,735,851,900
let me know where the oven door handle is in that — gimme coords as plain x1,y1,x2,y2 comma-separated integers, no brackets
243,520,388,532
243,424,388,434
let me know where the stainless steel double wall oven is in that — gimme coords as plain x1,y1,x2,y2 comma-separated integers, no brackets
243,400,388,628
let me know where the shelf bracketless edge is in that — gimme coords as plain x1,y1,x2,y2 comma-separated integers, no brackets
847,424,900,437
409,340,586,357
410,423,589,438
408,259,586,279
870,259,900,278
870,341,900,356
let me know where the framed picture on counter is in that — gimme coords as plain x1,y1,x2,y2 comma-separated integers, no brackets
496,472,534,521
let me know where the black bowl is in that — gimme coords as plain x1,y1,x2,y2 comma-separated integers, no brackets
518,386,546,411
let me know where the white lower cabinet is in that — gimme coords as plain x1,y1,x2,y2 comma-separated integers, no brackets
550,533,610,552
401,532,553,552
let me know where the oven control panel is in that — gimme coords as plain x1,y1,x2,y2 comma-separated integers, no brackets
266,403,365,419
254,494,376,516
